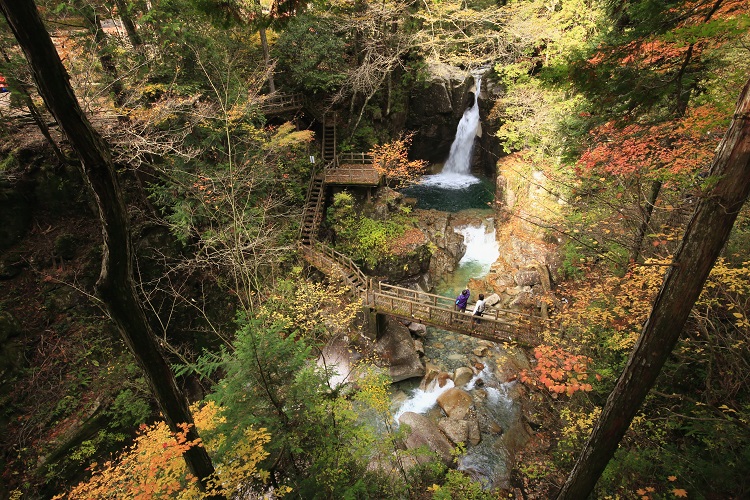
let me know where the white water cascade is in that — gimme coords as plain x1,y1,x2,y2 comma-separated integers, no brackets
420,74,483,189
443,75,482,175
455,221,499,277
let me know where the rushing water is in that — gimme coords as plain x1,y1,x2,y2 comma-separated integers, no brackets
392,218,529,490
444,75,482,174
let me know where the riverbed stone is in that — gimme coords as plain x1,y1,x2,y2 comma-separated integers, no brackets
408,322,427,337
453,367,474,387
437,387,473,419
467,419,481,445
437,372,452,388
472,346,488,357
398,411,454,465
414,339,425,356
419,363,441,390
438,418,469,445
487,420,504,435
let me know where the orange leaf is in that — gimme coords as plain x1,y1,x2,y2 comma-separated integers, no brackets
673,488,688,498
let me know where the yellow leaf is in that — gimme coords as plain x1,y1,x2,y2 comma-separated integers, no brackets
732,312,743,318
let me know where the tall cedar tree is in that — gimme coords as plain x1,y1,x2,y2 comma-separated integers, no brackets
0,1,222,496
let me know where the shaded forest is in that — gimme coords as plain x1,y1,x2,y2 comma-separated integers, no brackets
0,0,748,498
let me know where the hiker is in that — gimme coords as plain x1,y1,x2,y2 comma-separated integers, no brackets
472,294,486,325
455,289,470,313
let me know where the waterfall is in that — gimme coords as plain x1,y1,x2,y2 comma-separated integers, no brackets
443,75,482,175
419,74,483,189
455,220,500,278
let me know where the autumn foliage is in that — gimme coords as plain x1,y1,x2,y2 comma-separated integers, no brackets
56,402,274,499
369,132,427,187
519,345,596,397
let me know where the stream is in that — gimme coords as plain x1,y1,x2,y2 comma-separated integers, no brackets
389,213,531,489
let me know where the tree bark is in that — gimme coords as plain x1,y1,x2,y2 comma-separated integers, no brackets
111,0,143,51
259,26,275,93
557,76,750,499
0,1,221,496
629,179,661,264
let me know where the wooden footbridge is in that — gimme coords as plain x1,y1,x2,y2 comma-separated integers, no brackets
296,119,552,345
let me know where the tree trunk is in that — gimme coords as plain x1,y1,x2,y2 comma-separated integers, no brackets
629,179,662,263
112,0,143,51
557,76,750,499
0,1,221,496
259,26,275,93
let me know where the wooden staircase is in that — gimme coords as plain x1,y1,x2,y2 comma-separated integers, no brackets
321,114,337,163
299,168,326,245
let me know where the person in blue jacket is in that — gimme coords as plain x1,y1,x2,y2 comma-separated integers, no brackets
455,288,470,312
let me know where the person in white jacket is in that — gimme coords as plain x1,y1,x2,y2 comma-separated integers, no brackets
472,294,485,326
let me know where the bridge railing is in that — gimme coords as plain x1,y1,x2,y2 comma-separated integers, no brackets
336,152,374,164
308,240,368,295
371,282,553,343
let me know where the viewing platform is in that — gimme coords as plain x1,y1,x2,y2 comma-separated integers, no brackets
324,153,381,186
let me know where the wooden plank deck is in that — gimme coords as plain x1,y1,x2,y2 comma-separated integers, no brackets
325,164,381,186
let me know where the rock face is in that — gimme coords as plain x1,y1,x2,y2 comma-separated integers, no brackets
407,63,473,164
437,387,474,420
375,316,425,382
413,209,466,289
398,411,454,465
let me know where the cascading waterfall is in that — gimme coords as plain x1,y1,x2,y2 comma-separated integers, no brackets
456,220,499,276
443,75,482,175
420,74,483,189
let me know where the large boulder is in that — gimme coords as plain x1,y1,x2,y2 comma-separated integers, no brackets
398,411,454,465
438,418,469,445
375,316,425,382
437,387,473,420
318,333,362,389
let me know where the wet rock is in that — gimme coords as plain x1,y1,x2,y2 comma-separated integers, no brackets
414,339,425,356
437,372,452,388
375,316,425,382
408,322,427,337
437,387,473,419
467,419,481,445
472,346,488,357
453,367,474,388
398,411,454,466
419,363,441,390
438,418,469,445
488,420,504,435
